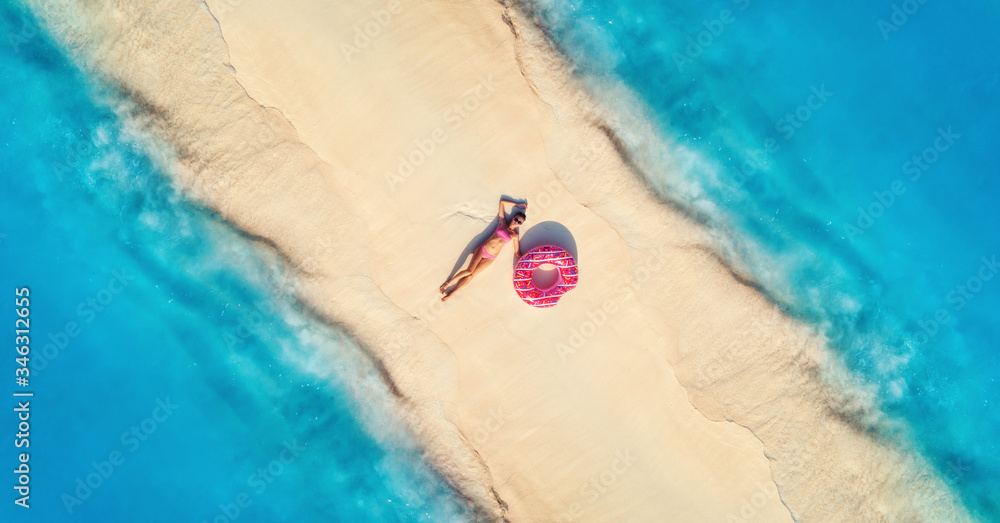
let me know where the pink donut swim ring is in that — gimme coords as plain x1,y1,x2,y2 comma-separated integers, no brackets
513,245,579,308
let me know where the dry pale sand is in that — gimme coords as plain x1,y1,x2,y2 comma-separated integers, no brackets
28,0,972,520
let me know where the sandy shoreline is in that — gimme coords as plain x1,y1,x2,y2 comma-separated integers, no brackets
27,0,972,520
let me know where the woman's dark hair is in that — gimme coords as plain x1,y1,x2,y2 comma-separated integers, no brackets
510,208,526,223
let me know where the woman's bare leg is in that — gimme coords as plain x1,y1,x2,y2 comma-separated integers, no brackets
443,256,494,301
440,269,470,293
441,248,484,293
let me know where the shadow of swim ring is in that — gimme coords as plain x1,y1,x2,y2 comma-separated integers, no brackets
513,245,578,308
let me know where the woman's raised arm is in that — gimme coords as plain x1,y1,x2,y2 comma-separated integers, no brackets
498,197,517,221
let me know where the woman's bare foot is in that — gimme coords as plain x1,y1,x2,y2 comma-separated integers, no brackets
439,282,449,294
441,291,452,302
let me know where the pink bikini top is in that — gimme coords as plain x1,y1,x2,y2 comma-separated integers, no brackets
495,225,512,243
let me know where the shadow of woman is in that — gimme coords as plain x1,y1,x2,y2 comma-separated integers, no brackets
442,217,505,283
442,195,530,286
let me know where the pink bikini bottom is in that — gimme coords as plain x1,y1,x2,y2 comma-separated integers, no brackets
481,245,497,259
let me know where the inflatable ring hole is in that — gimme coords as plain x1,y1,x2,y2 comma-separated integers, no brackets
531,263,562,292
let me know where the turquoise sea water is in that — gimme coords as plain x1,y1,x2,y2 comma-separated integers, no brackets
0,3,470,521
522,0,999,518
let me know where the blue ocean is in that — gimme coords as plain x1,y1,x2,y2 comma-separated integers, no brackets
0,3,471,521
522,0,999,519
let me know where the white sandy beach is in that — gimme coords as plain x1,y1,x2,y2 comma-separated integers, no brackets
28,0,972,520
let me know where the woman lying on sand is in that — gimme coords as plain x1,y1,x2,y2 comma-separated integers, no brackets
440,197,527,301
